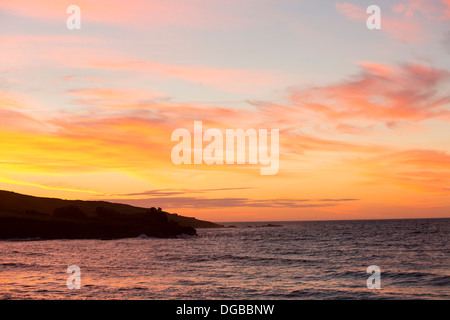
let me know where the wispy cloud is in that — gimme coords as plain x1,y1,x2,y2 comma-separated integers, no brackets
289,62,450,124
100,196,360,209
100,187,255,197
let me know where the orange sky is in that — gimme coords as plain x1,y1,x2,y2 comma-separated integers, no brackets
0,0,449,221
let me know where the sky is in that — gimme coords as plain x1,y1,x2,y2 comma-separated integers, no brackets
0,0,449,222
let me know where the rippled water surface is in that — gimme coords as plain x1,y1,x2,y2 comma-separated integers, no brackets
0,219,449,299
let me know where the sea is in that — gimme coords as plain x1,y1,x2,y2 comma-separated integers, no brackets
0,218,448,300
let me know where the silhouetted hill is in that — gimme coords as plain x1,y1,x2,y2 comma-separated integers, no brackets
0,190,223,240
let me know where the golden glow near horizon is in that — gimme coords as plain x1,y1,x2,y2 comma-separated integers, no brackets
1,0,449,221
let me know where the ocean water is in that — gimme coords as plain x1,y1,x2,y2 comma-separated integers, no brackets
0,218,448,300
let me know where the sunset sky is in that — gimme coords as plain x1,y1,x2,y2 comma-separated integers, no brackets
1,0,449,222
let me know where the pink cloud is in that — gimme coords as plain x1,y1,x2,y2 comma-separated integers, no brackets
393,0,450,19
336,2,366,20
445,0,450,18
289,62,450,123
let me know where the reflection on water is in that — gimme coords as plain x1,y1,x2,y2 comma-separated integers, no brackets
0,219,449,299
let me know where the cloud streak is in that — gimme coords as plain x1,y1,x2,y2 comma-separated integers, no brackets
100,187,255,197
290,62,450,124
100,196,360,209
